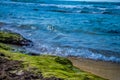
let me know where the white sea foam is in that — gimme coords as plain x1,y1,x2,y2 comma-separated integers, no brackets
69,49,120,62
40,4,82,9
25,43,120,63
97,7,107,10
0,1,93,9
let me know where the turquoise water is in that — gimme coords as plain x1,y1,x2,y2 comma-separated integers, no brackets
0,0,120,62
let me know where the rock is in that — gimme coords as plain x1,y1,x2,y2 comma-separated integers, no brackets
0,31,33,46
0,53,5,57
9,70,18,74
28,52,39,56
16,70,24,76
0,56,62,80
55,57,72,65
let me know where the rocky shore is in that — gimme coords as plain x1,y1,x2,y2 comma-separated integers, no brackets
0,30,106,80
0,53,61,80
0,31,32,46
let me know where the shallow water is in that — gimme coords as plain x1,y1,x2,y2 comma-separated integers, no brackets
0,0,120,62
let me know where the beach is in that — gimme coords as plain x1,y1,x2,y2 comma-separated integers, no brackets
68,57,120,80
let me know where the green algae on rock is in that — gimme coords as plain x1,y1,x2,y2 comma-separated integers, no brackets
55,56,72,65
0,43,12,50
0,31,32,46
0,47,106,80
0,53,62,80
55,56,73,70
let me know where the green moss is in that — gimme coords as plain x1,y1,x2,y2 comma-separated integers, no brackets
0,43,12,50
0,47,106,80
55,56,73,70
0,31,32,46
0,31,23,41
55,56,72,65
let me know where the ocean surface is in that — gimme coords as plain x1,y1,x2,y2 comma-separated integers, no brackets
0,0,120,62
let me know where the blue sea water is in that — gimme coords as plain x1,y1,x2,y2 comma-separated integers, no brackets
0,0,120,62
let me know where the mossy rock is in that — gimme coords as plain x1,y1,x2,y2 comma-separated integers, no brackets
0,53,62,80
55,57,74,70
0,43,12,50
0,46,106,80
0,31,32,46
55,56,72,65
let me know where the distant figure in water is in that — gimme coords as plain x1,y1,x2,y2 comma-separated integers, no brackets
47,24,57,32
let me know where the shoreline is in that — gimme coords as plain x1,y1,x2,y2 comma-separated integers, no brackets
68,57,120,80
0,31,106,80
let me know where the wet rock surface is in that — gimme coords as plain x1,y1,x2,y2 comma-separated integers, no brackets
0,53,62,80
0,31,33,46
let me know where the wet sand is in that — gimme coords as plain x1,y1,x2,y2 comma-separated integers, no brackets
68,57,120,80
